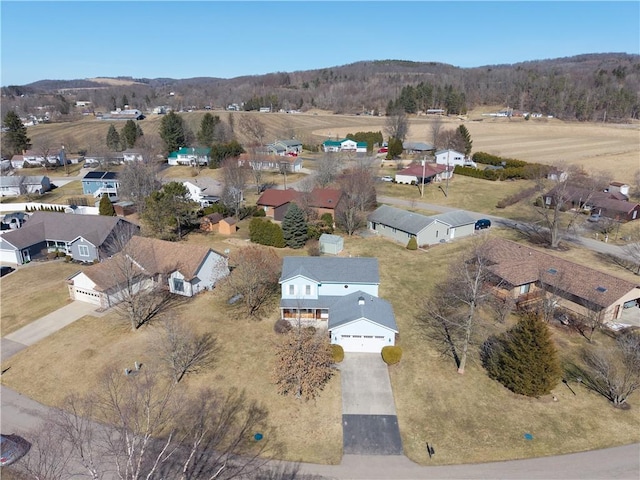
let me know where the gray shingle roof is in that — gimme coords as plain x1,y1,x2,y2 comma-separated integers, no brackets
0,176,47,187
280,257,379,284
328,291,398,332
367,205,434,235
1,211,133,249
427,210,477,227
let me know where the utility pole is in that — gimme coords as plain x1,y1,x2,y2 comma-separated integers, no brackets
446,149,450,196
421,157,426,198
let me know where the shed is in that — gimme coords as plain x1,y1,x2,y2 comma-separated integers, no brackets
319,233,343,255
219,217,238,235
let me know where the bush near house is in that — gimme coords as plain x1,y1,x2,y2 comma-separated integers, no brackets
406,237,418,250
331,344,344,363
249,217,285,247
382,345,402,365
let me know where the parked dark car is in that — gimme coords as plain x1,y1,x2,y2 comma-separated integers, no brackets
0,266,15,277
475,219,491,230
0,434,30,466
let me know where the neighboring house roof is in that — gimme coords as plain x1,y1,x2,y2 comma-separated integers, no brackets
0,176,47,187
545,184,638,213
280,256,379,285
484,237,639,309
83,171,118,181
176,147,211,156
435,149,464,157
309,188,342,209
403,141,434,151
276,139,302,147
427,210,477,227
397,163,448,178
81,236,224,290
0,211,129,249
257,188,342,210
256,189,299,208
328,291,398,332
367,205,435,235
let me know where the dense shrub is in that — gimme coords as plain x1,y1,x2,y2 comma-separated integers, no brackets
274,319,292,334
382,345,402,365
249,218,285,247
406,237,417,250
454,165,499,181
202,203,229,216
331,344,345,363
321,213,334,227
46,251,59,260
253,208,266,217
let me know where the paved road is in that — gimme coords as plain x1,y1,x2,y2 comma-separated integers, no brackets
377,195,630,260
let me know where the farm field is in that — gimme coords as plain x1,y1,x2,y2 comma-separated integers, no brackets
23,110,640,181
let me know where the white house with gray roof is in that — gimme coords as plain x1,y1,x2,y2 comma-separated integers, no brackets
279,256,397,353
0,176,51,197
367,204,476,247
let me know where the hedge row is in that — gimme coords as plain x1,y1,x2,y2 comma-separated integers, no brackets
472,151,527,168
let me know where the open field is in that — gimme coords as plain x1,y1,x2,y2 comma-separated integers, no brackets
23,110,639,181
2,229,639,466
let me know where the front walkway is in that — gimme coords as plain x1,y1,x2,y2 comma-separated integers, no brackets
339,353,403,455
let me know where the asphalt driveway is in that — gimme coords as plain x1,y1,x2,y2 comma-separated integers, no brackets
340,353,403,455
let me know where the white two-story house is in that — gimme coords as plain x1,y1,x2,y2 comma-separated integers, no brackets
279,257,398,353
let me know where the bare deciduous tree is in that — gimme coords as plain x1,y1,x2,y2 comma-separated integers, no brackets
238,115,266,147
220,158,248,219
221,246,281,317
314,152,340,188
569,331,640,407
118,161,162,213
272,324,334,400
156,318,218,383
430,116,443,148
418,239,495,374
384,110,409,142
20,367,277,480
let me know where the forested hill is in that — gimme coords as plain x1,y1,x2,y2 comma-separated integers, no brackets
2,53,639,122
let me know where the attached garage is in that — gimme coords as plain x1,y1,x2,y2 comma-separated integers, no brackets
0,248,19,264
72,287,102,306
328,292,398,353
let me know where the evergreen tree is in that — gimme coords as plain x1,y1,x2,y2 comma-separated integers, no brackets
159,111,187,155
386,137,403,159
121,120,141,149
282,203,307,249
457,125,473,156
106,124,121,151
2,110,30,156
197,113,220,147
482,314,562,397
99,193,116,216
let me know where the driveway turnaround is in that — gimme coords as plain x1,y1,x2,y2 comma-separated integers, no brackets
340,353,403,455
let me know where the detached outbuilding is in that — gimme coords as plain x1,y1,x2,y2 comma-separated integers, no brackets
319,233,343,255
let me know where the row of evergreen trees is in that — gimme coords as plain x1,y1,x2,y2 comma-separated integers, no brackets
106,120,143,152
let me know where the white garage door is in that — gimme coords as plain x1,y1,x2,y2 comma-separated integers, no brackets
73,287,102,306
0,249,19,264
338,334,387,353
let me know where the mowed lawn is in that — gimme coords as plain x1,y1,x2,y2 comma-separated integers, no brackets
2,230,639,466
0,261,85,335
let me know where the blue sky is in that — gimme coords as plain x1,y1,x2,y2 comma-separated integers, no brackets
1,1,639,86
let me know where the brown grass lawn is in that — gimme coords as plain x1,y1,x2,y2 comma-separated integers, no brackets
0,260,84,335
2,232,639,466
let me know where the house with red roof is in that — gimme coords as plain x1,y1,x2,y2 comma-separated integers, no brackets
256,188,344,221
394,163,452,185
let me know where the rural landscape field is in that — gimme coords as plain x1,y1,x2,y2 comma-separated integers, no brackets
24,109,640,180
